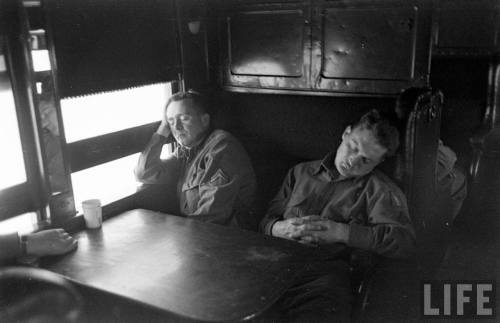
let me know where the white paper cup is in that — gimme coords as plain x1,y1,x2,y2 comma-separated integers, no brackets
82,199,102,229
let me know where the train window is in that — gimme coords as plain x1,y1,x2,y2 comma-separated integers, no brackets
59,82,174,214
0,212,38,235
0,55,27,190
71,153,141,213
61,83,172,143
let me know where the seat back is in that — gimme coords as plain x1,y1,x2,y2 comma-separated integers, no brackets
395,88,443,239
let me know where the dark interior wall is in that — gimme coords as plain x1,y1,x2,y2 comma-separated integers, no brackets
213,92,395,159
211,92,395,203
430,57,489,170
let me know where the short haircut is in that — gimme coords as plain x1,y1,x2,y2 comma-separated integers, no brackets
352,109,400,157
165,89,209,115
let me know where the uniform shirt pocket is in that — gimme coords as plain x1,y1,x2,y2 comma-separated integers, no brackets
181,170,204,214
284,194,309,218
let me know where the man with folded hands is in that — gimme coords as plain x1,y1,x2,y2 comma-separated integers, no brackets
260,110,416,322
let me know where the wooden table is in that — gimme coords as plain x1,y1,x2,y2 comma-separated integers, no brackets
44,209,313,322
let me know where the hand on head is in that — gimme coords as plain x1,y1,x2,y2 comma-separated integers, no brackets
25,229,78,257
157,92,210,147
156,107,172,138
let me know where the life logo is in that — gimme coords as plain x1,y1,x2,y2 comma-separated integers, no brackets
422,281,496,319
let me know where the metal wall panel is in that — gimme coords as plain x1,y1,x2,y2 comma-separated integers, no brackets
219,1,432,96
229,10,304,77
320,7,417,80
312,0,432,95
220,2,312,91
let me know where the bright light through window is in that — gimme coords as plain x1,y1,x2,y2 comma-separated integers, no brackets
61,83,171,143
31,50,51,72
0,212,38,235
71,153,142,213
0,55,27,190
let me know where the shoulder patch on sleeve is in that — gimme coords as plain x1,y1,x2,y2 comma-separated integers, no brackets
208,168,230,186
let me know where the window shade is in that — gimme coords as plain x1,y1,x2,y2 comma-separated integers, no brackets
45,0,180,98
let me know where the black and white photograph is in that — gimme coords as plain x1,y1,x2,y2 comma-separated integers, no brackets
0,0,498,322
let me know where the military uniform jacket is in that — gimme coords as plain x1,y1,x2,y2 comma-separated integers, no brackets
260,153,416,259
135,129,257,229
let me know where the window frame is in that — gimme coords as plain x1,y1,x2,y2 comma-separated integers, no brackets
67,122,160,173
0,0,49,222
60,82,174,215
1,0,180,229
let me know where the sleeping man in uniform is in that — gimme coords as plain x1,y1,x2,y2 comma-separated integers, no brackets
135,90,257,230
260,110,416,322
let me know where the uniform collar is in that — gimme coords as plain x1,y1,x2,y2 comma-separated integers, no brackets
314,152,342,181
177,129,212,161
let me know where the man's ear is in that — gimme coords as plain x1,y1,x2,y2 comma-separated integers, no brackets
342,126,351,140
201,113,210,128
